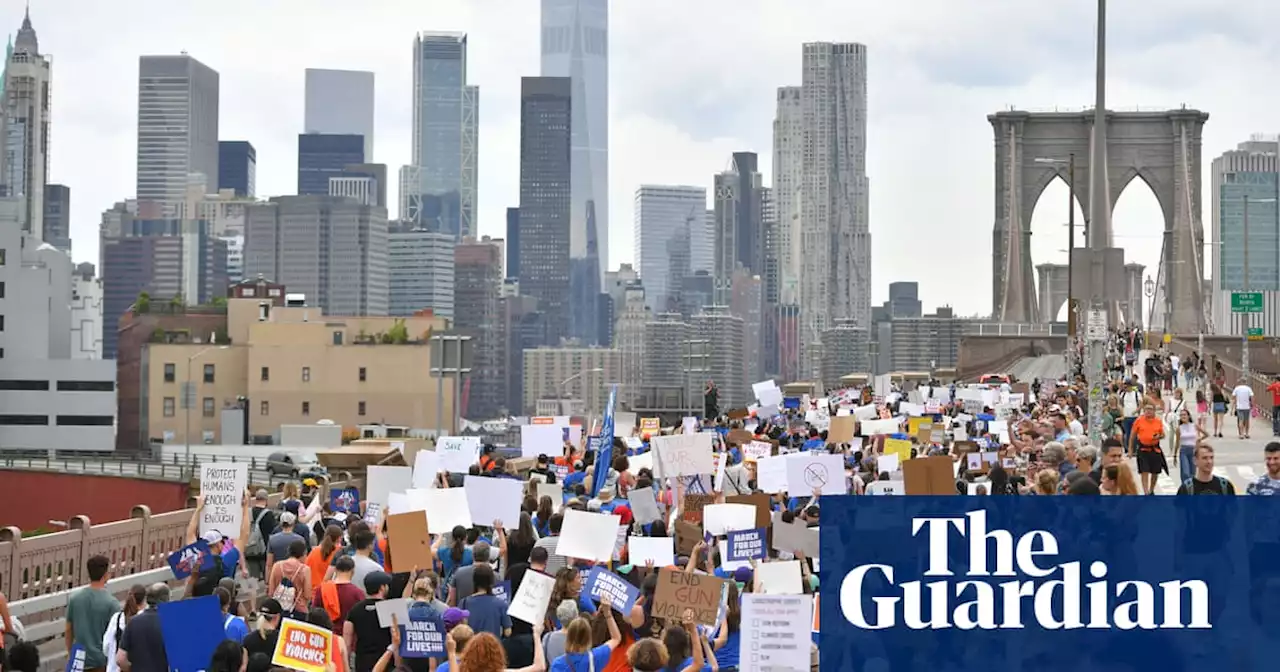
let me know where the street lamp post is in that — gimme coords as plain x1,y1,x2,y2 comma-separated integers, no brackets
560,368,604,414
185,345,229,469
1143,276,1155,350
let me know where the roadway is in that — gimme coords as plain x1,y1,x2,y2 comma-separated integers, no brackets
1009,353,1067,382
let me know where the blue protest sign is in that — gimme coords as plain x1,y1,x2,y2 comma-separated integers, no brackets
492,580,511,603
583,566,639,613
158,595,225,672
726,528,767,562
330,488,360,514
819,496,1280,671
399,611,446,658
166,539,214,579
65,644,86,672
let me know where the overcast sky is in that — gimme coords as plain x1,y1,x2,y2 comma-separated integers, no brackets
23,0,1280,318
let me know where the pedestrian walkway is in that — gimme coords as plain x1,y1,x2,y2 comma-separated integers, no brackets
1151,464,1259,495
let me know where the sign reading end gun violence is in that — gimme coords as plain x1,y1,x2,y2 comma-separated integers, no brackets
200,463,248,540
652,568,726,626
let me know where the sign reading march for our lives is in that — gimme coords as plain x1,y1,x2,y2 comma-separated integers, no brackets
725,527,767,562
399,610,447,659
583,566,639,613
65,644,85,672
819,496,1280,671
166,538,215,579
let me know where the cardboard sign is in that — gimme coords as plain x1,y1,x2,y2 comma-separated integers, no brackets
651,568,727,626
726,528,767,561
385,511,434,572
675,519,703,556
272,618,331,672
828,415,856,443
583,566,640,612
726,429,754,445
681,493,715,524
902,455,958,495
199,463,247,540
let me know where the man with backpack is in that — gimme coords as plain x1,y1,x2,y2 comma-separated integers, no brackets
1176,444,1237,495
244,489,276,580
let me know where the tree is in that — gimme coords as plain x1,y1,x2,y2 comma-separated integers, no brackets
387,319,409,344
135,292,151,314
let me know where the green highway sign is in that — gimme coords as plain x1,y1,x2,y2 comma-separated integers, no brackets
1249,327,1265,341
1232,292,1264,313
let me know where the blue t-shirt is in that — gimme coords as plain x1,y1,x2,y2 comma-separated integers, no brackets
550,644,611,672
220,546,241,578
458,593,511,640
716,629,741,668
223,614,249,643
438,546,473,580
564,471,587,489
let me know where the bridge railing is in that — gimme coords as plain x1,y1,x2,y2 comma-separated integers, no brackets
0,452,280,483
3,474,363,670
966,323,1069,337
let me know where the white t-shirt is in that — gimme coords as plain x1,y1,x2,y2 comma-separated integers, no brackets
1170,355,1180,371
1233,384,1254,410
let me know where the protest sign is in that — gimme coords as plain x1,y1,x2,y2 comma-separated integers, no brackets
583,566,640,612
366,465,412,507
725,528,767,562
556,509,621,562
272,618,331,672
66,645,85,672
674,519,703,556
725,493,773,531
681,493,715,524
741,594,813,672
651,569,726,626
866,481,903,495
166,539,214,579
199,463,247,540
435,436,481,472
329,488,359,514
363,502,382,525
640,417,660,434
374,598,411,628
385,511,433,572
521,424,564,458
883,438,912,465
412,450,444,489
417,488,471,534
158,595,225,672
463,475,523,526
628,536,675,567
703,503,757,536
902,455,957,496
508,570,555,625
785,452,846,496
771,512,819,557
754,559,803,595
828,415,857,443
628,486,661,525
743,440,773,461
652,433,715,477
399,610,446,658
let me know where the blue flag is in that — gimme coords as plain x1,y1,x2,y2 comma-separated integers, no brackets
819,495,1280,671
166,539,214,580
158,595,225,672
589,384,618,497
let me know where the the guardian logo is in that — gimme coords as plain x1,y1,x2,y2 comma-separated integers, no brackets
839,510,1211,630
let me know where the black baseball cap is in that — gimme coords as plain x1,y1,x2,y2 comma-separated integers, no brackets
364,571,393,594
258,598,283,616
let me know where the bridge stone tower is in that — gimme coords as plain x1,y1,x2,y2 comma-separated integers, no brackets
990,108,1209,333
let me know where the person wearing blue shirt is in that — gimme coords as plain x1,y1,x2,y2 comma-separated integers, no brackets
563,469,588,490
550,600,622,672
438,526,473,586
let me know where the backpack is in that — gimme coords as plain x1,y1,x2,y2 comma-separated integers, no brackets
272,562,307,610
1182,476,1230,494
192,553,225,597
245,508,271,557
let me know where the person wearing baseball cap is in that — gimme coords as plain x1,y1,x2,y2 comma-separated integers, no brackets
345,572,394,672
242,599,283,658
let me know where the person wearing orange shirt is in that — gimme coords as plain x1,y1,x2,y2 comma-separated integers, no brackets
1128,403,1168,495
1266,374,1280,437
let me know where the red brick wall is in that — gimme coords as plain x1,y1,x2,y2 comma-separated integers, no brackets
0,470,190,531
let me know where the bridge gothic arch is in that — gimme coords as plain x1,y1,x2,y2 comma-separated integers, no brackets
990,108,1208,332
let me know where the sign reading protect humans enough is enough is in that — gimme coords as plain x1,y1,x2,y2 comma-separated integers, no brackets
199,463,247,540
819,496,1280,671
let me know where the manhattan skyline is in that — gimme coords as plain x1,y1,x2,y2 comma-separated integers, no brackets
24,0,1280,319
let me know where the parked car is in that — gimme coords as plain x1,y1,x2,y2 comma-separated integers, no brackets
266,450,328,480
979,373,1011,385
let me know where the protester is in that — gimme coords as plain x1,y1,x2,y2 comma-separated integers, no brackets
214,587,249,643
267,538,313,618
344,571,394,672
116,583,170,672
206,640,244,672
66,555,120,672
1176,444,1237,495
103,585,146,672
241,599,282,659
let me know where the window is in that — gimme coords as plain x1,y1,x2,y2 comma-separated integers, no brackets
203,364,215,383
0,415,47,425
302,367,311,382
359,367,367,382
0,380,49,391
0,315,5,331
163,397,176,417
0,249,5,265
260,400,270,415
0,281,5,298
302,401,310,416
57,380,115,392
56,415,113,426
333,331,343,345
203,397,215,418
261,367,269,381
358,401,367,416
164,363,176,383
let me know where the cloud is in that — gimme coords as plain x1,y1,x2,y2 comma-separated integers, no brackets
25,0,1280,319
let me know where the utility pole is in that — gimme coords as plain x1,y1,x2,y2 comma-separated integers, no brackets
1067,152,1077,376
1243,194,1251,379
1085,0,1109,446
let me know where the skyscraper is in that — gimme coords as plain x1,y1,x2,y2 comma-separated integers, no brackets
540,0,609,283
454,238,506,419
388,222,455,318
799,42,870,377
518,76,572,346
634,185,705,313
137,55,220,208
304,68,376,160
0,8,52,239
404,33,478,238
772,86,803,307
218,141,256,197
297,134,365,195
506,207,520,278
42,184,70,253
1211,138,1280,335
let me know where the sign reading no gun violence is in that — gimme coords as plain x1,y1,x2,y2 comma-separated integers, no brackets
199,463,247,540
